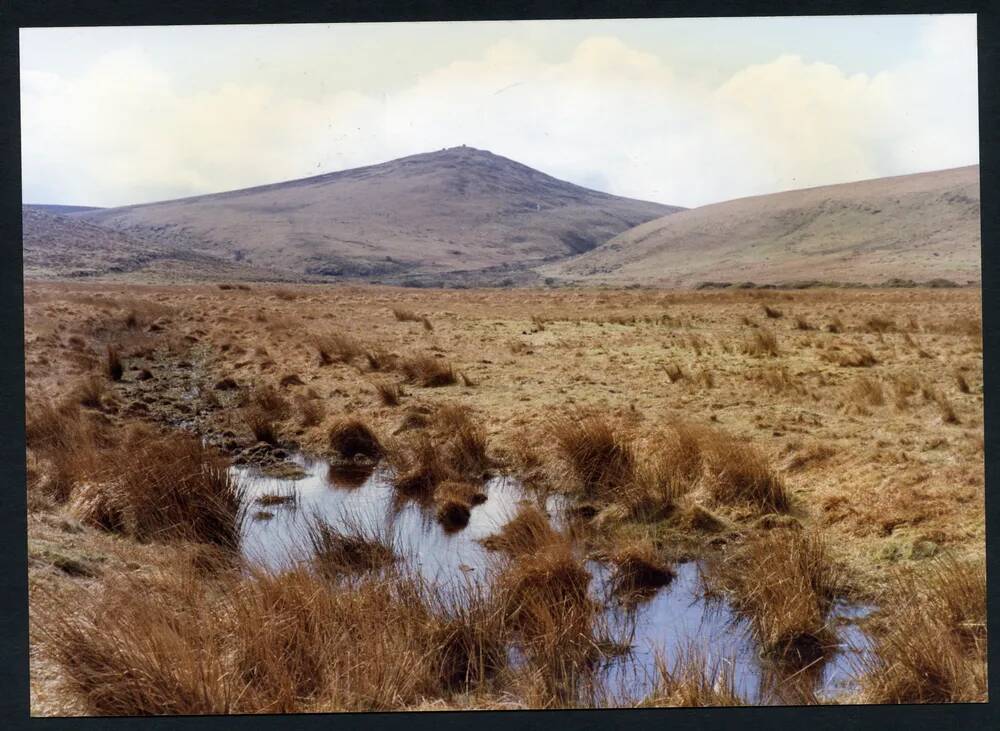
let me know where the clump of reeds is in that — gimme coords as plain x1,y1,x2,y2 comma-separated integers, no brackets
247,384,290,420
702,436,789,513
374,379,403,405
862,556,986,703
312,332,362,366
707,530,842,664
295,395,325,427
26,397,108,504
551,412,635,500
434,404,492,478
890,370,922,409
392,308,422,323
73,375,109,409
495,539,598,691
228,568,440,712
481,504,560,556
927,388,961,424
105,345,123,382
40,563,473,715
392,432,455,497
621,422,709,519
663,362,685,383
846,375,885,409
639,646,745,707
608,540,675,595
399,353,457,387
864,316,896,333
427,587,508,692
829,344,877,367
742,329,780,357
758,366,801,395
72,433,245,549
306,513,397,578
435,497,472,532
793,315,815,331
243,407,280,445
37,566,235,716
363,347,398,372
327,417,383,460
781,441,836,473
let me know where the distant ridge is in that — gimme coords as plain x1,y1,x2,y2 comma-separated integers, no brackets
540,166,981,287
25,204,104,215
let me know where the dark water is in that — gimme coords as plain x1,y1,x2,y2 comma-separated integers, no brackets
234,454,873,705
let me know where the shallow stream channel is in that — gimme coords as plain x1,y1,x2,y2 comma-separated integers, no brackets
235,453,874,705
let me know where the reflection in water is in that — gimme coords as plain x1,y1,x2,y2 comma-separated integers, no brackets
234,454,873,705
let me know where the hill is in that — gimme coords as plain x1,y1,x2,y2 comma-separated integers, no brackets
539,166,981,287
74,146,681,281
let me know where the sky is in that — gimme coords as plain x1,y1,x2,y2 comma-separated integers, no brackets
20,15,979,209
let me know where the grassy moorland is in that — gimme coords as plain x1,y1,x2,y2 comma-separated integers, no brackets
25,281,986,714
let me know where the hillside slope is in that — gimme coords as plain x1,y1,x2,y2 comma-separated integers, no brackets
22,208,291,281
540,166,981,286
76,146,680,279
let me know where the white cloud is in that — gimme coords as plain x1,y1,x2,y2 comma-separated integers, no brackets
20,18,979,208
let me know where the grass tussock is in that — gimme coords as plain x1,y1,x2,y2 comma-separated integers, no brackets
862,556,986,703
758,366,802,395
392,308,422,323
312,332,362,366
495,540,595,663
551,412,635,500
37,567,236,716
105,345,123,382
328,417,383,460
392,432,455,497
702,436,789,513
247,384,291,421
864,316,896,333
243,407,280,445
743,329,780,357
482,504,560,556
73,375,110,409
400,354,457,387
434,404,492,478
374,379,403,406
608,540,674,595
829,344,878,368
846,375,885,409
435,496,472,532
793,315,815,331
622,422,709,519
709,530,843,664
39,560,530,714
363,347,398,373
27,397,109,504
306,514,398,578
640,647,745,707
72,433,245,549
295,395,325,427
663,362,684,383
